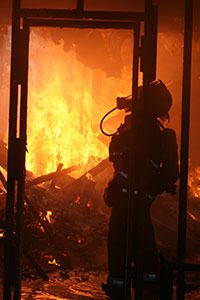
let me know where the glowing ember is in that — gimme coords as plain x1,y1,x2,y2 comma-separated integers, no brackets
45,210,54,224
75,196,81,205
39,225,45,233
26,28,132,176
77,237,84,244
187,211,197,221
86,202,91,208
48,258,61,267
85,172,95,182
0,230,5,239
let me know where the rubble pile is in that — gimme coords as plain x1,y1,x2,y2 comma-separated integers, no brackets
0,140,113,276
23,158,112,274
0,140,200,279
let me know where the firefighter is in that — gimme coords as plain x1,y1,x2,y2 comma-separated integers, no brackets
102,80,179,299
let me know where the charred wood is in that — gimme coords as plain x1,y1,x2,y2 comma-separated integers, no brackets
50,163,63,188
0,170,7,190
26,165,78,187
63,158,110,193
0,217,49,280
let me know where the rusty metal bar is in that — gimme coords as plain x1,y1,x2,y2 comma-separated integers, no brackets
20,9,145,21
177,0,194,262
177,0,194,299
132,23,140,102
28,18,137,29
143,3,157,86
124,22,141,299
134,1,158,299
13,20,30,300
3,0,21,299
136,4,153,299
146,5,158,82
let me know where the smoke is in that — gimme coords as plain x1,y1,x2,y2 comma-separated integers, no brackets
48,28,133,77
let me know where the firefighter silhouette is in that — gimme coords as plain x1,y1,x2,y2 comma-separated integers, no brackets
102,80,179,299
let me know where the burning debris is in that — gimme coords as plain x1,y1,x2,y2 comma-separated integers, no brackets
23,159,113,276
0,140,200,280
0,143,113,277
0,26,132,277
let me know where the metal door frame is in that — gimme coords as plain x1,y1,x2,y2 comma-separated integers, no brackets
4,1,158,299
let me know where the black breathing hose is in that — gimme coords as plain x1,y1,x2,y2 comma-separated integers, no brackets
100,106,118,137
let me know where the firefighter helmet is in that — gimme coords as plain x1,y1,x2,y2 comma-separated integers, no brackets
147,79,172,117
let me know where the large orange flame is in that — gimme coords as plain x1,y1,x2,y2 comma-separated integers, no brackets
27,29,133,176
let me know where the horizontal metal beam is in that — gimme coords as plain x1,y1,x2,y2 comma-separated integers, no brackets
20,9,145,22
28,19,137,29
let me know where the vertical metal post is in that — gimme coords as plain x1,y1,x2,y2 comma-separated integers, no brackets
124,22,140,299
134,1,158,299
132,23,140,99
3,0,30,299
143,0,157,86
177,0,194,262
3,0,21,299
177,0,193,299
14,21,30,300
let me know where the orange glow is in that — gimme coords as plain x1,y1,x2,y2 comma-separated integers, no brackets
26,29,133,176
40,225,45,233
188,167,200,199
75,196,81,204
45,210,54,224
187,211,197,221
48,258,61,267
77,238,82,244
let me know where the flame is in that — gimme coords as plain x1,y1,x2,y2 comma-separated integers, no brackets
2,27,200,180
26,28,132,176
45,210,54,224
48,258,61,267
188,166,200,199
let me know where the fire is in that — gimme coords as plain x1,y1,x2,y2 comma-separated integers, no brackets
45,210,54,224
48,258,61,267
26,28,132,176
188,166,200,199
